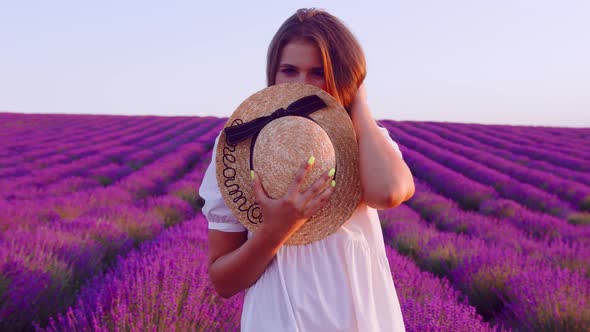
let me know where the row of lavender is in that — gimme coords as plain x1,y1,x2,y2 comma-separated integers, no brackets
463,123,590,161
1,115,152,174
447,122,590,168
417,122,590,192
0,114,223,330
413,121,590,188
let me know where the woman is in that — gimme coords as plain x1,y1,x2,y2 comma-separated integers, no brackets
200,8,415,331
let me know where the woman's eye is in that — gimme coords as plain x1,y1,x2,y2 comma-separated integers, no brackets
312,71,324,77
281,68,296,74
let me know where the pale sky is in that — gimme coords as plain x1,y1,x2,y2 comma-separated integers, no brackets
1,0,589,127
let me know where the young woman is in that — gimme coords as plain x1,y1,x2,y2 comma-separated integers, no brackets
200,8,415,331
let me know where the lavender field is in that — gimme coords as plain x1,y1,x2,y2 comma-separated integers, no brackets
1,112,589,332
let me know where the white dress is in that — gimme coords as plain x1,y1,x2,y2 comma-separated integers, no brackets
200,125,406,332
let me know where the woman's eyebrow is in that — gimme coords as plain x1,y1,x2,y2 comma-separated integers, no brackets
279,64,323,70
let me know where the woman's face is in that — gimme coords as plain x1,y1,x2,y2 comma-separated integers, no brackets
274,39,327,91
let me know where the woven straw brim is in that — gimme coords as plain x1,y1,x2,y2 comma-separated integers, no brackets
215,83,361,245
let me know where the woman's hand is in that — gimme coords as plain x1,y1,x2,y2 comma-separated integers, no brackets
251,157,336,244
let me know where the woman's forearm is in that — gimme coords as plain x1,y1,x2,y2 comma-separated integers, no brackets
208,226,287,298
350,100,415,209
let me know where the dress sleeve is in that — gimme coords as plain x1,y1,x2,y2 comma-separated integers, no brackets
199,131,247,232
376,123,403,159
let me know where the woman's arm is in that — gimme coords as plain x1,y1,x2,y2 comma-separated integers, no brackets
208,227,284,299
349,83,415,209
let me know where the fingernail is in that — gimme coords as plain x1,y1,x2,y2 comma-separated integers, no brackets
307,156,315,166
331,180,336,187
328,168,335,177
250,170,255,180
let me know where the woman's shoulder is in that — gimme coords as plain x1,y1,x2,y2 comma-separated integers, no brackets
199,131,247,233
375,123,403,158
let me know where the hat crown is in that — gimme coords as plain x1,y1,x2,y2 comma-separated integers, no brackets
254,116,336,199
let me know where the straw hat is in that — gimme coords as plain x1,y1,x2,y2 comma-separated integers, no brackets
215,82,361,245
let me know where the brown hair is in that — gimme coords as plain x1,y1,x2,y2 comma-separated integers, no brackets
266,8,366,111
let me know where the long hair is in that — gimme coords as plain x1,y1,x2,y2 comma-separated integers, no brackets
266,8,366,111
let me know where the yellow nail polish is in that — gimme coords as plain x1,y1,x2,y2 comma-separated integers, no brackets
328,168,335,177
331,180,336,187
250,170,255,180
307,156,315,165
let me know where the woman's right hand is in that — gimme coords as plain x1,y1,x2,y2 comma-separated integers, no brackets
251,156,336,244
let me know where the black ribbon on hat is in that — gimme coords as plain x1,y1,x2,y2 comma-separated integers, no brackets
224,95,327,145
223,94,328,173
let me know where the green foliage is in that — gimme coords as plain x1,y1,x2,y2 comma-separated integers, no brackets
567,212,590,225
422,244,459,276
466,265,511,319
454,222,470,234
391,233,421,260
127,161,144,171
580,195,590,212
97,176,113,186
171,189,204,212
108,155,123,164
153,206,185,227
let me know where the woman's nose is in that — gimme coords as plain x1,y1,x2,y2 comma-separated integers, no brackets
303,73,318,85
292,74,308,84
